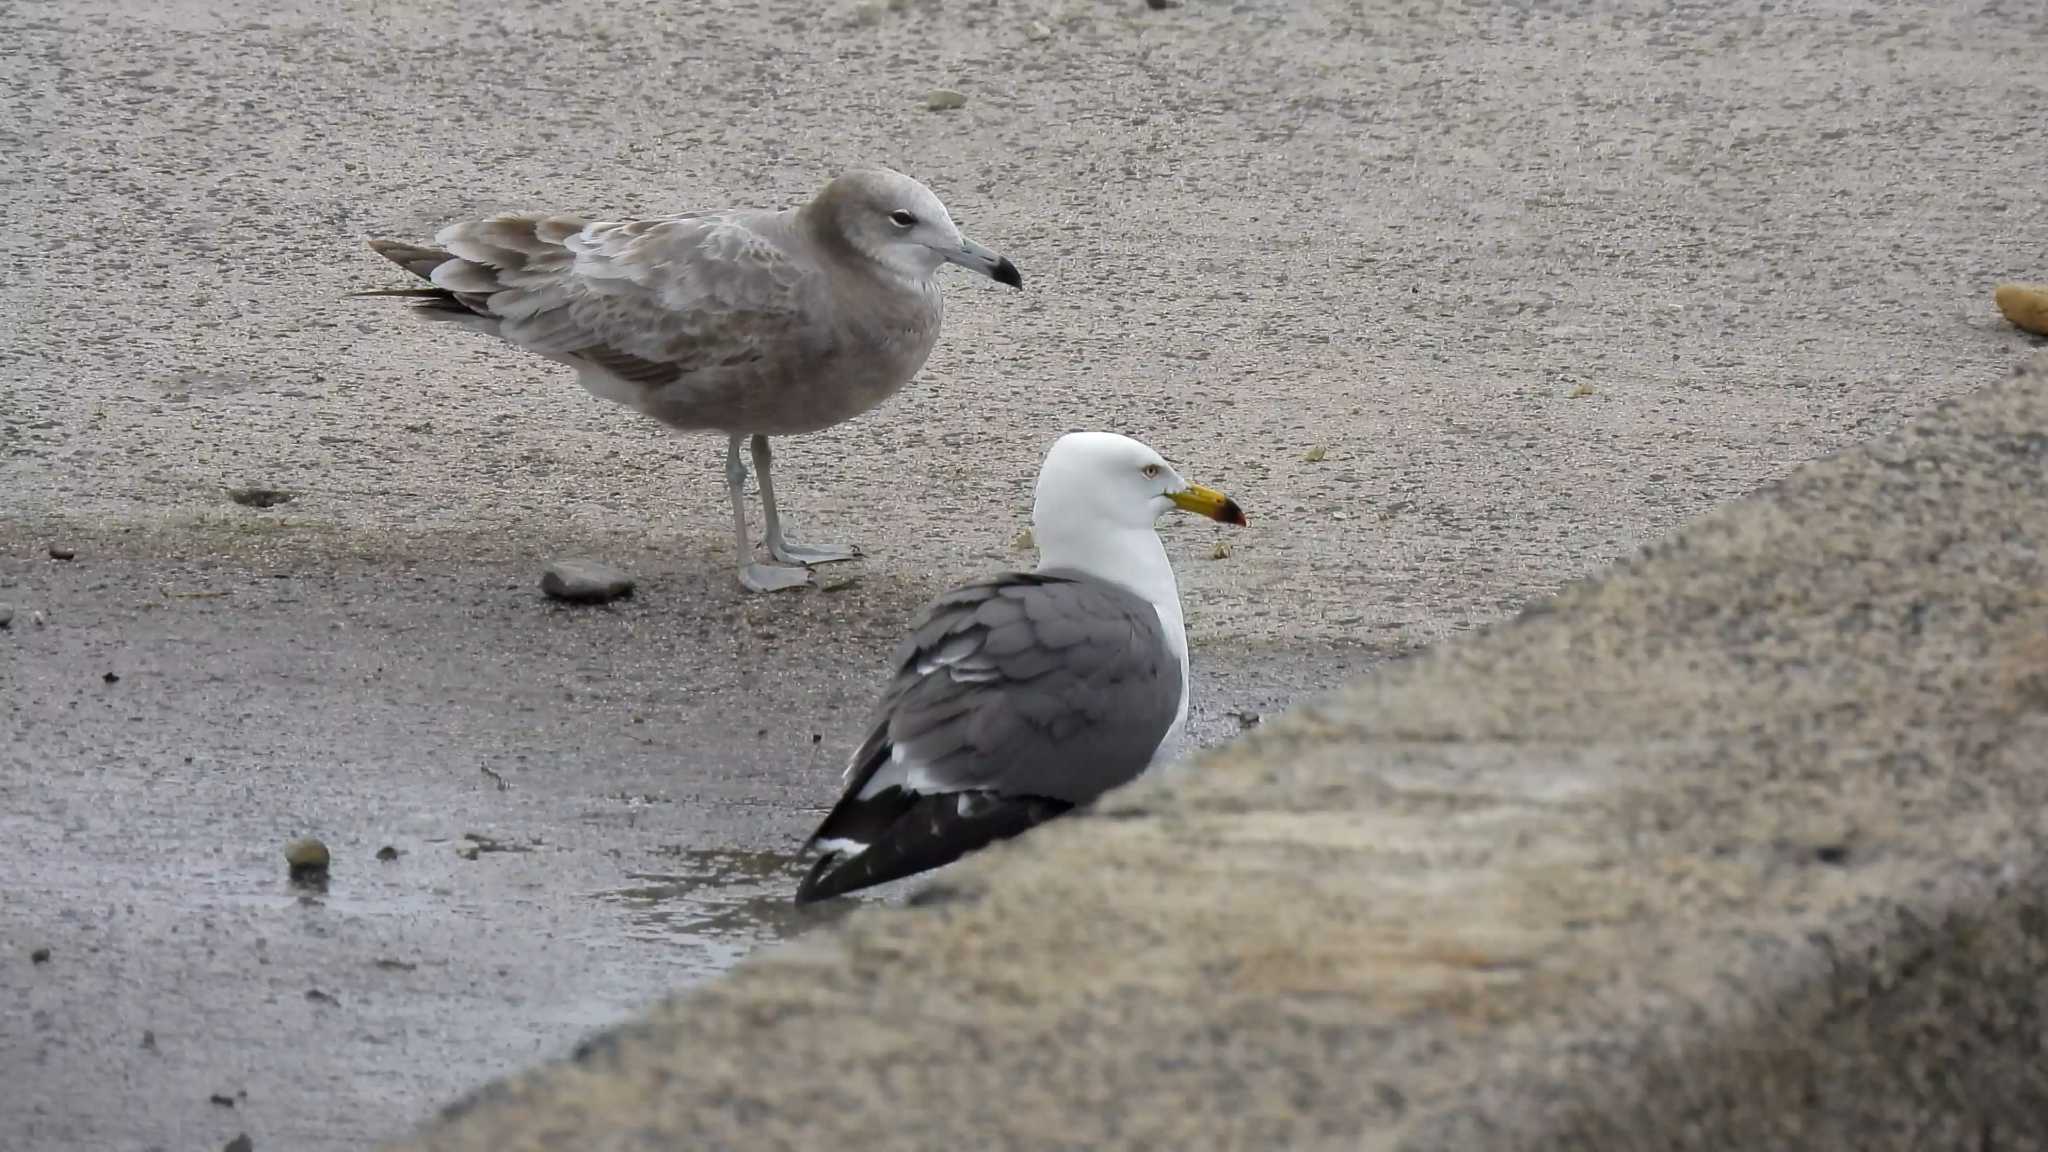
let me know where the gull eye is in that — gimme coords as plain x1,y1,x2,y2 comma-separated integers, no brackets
889,209,918,227
1141,463,1162,479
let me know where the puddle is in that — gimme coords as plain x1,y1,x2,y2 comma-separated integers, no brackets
591,848,858,965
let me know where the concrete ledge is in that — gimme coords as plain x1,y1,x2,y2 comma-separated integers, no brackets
390,353,2048,1151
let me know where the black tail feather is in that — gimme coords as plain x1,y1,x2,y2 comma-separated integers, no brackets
794,790,1072,904
344,286,451,298
343,285,477,318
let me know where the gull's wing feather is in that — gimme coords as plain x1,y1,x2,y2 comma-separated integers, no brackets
374,211,829,388
795,571,1181,903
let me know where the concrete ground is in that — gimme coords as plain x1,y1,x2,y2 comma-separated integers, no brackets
1,0,2041,1149
392,354,2048,1152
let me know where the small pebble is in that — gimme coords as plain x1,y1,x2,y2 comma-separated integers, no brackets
1011,527,1035,552
1569,382,1596,399
1301,445,1328,463
48,546,75,561
224,1134,253,1152
305,988,337,1006
1209,540,1233,560
102,671,120,684
141,1030,158,1051
31,947,51,964
0,604,13,629
540,559,635,605
1145,0,1181,8
285,837,330,880
1025,20,1052,40
924,88,968,111
375,845,400,862
210,1093,236,1108
455,842,481,861
30,610,46,628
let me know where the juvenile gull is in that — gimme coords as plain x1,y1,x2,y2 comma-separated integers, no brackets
794,432,1247,903
357,167,1022,592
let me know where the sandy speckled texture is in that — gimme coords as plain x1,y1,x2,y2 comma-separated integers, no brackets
4,0,2044,653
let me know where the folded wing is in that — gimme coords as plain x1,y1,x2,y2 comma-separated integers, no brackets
371,212,827,389
796,572,1182,903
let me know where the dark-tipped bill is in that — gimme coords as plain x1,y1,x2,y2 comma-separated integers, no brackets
1170,483,1247,526
946,237,1024,290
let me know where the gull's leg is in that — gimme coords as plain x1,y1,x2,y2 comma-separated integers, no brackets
726,433,810,593
752,435,862,566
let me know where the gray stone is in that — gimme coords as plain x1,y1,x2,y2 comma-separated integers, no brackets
0,603,12,628
538,561,634,605
388,354,2048,1150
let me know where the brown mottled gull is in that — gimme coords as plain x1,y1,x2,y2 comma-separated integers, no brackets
795,432,1247,903
356,167,1022,592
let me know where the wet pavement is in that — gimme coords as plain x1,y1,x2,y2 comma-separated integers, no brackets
0,526,1377,1151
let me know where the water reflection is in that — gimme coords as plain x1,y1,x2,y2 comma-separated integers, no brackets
592,848,859,961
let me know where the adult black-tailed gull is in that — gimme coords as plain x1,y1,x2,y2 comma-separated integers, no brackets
794,432,1247,903
357,167,1022,593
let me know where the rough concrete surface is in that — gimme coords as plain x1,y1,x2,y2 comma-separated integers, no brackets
392,356,2048,1150
2,0,2045,1149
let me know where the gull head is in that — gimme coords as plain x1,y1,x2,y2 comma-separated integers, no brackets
1031,432,1247,560
812,166,1023,290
